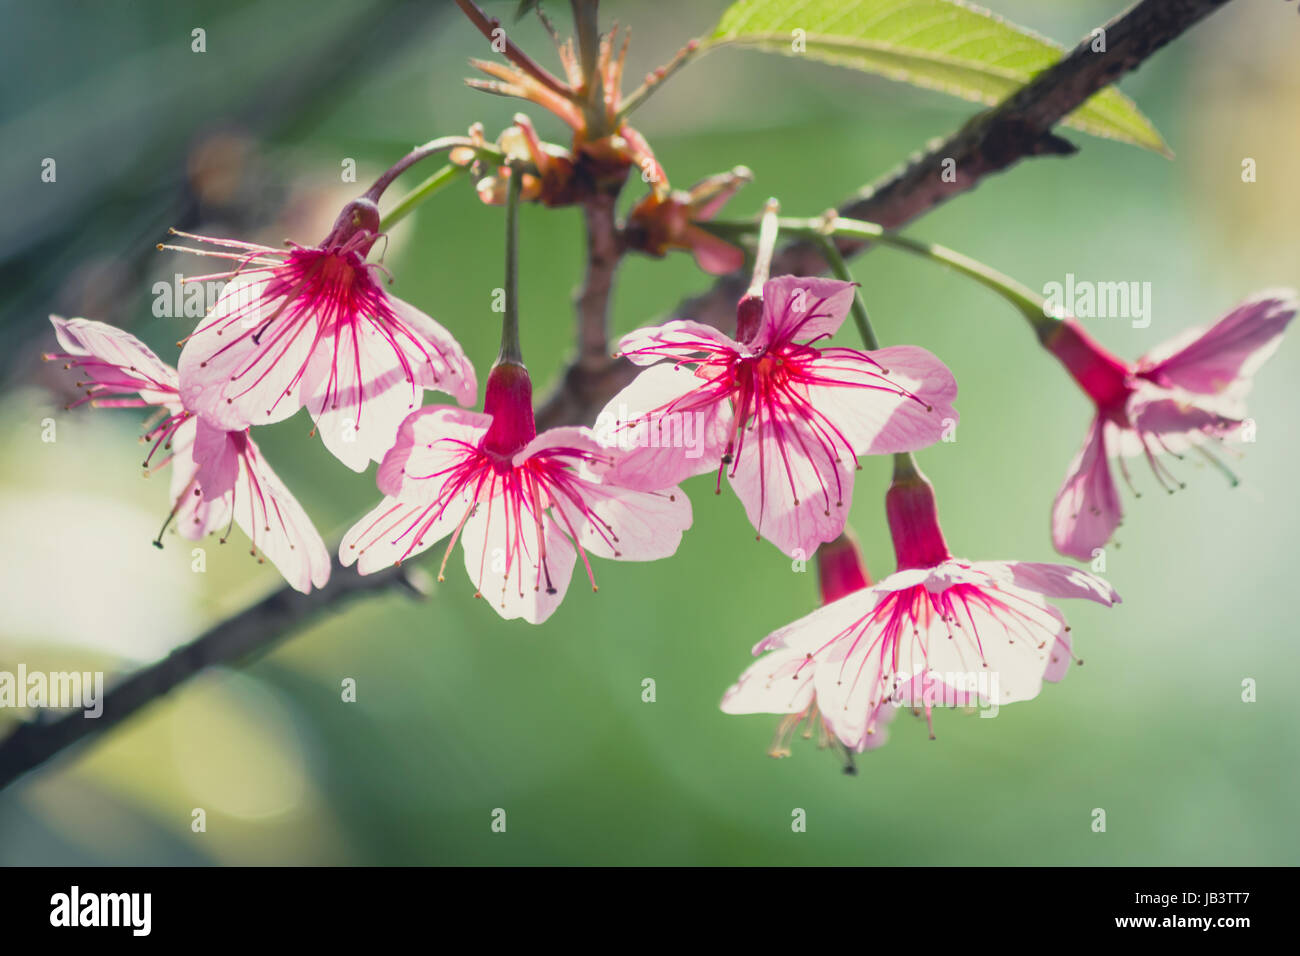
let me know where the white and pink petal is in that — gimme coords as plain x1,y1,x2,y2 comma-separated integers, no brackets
340,496,467,575
177,269,316,431
720,644,817,717
616,320,743,365
597,364,730,491
805,345,958,456
376,406,493,502
460,496,576,625
752,275,857,349
49,316,179,405
727,417,855,559
228,435,331,593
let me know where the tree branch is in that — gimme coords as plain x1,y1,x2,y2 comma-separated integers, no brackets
539,192,625,429
534,0,1233,428
575,194,623,371
0,560,428,790
0,0,1235,790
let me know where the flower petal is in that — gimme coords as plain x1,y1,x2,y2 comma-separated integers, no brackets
340,496,467,574
191,417,241,499
1128,390,1241,448
177,269,315,430
376,406,493,502
969,560,1120,606
752,275,857,349
230,434,331,593
596,364,730,491
819,583,1067,730
1043,628,1074,684
1051,416,1122,562
1138,289,1297,394
682,224,745,276
460,489,577,625
550,479,692,562
727,417,855,558
166,417,231,540
616,320,743,366
49,315,179,407
388,295,478,407
758,587,879,655
720,644,817,716
806,345,958,456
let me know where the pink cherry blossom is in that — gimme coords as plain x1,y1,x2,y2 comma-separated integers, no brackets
722,460,1118,751
598,275,958,559
342,361,692,624
721,532,895,770
1046,290,1296,560
171,199,477,472
45,316,330,593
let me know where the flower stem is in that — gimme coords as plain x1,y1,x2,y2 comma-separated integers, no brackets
499,167,526,365
362,136,485,203
616,38,703,122
380,163,466,232
828,217,1053,334
892,450,922,483
746,198,781,296
705,215,1057,337
571,0,601,97
811,232,879,351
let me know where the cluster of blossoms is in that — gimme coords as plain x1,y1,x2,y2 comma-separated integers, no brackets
46,258,957,625
719,291,1295,762
41,0,1297,770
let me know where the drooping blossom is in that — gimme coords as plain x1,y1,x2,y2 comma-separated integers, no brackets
723,458,1118,751
1045,291,1296,560
45,316,330,593
721,532,894,771
341,360,692,624
598,275,958,558
170,198,476,472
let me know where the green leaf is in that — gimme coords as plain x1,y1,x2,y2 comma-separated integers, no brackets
705,0,1170,156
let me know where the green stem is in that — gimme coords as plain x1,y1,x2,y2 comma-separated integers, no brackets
892,450,922,483
380,164,466,232
571,0,601,97
705,215,1057,337
811,232,879,351
829,217,1052,334
616,38,703,122
362,136,476,203
499,167,525,365
747,198,780,296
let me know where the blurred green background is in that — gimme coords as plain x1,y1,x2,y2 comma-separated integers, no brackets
1,0,1297,865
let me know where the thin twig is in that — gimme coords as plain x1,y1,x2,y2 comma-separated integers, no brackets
454,0,572,99
0,561,428,790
